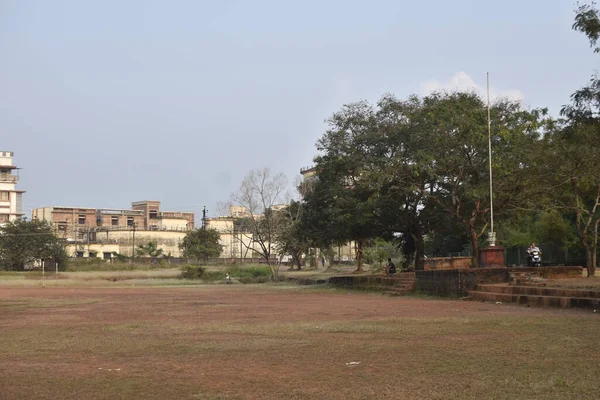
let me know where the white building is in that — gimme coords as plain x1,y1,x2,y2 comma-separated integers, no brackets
0,151,25,224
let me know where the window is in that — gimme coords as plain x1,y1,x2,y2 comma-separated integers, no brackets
111,216,119,226
76,252,84,258
127,217,134,226
78,215,86,225
58,223,67,231
89,252,97,258
103,252,112,260
149,210,158,218
0,191,9,201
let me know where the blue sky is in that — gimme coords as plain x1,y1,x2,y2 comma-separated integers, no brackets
0,0,597,222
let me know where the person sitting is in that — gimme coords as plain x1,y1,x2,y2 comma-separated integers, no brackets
385,258,397,277
527,242,540,254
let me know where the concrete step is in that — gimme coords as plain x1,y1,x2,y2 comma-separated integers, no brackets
468,291,600,309
383,287,409,296
477,284,600,299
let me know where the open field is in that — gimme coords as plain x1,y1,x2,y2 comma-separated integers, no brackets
1,284,599,400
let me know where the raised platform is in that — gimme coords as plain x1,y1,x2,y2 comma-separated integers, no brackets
328,273,416,296
469,283,600,309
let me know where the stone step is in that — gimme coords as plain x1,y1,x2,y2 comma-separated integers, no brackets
468,291,600,309
477,284,600,299
383,288,408,297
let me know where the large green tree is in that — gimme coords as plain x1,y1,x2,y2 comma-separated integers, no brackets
0,219,67,271
412,92,548,267
179,228,223,264
553,2,600,276
306,101,385,271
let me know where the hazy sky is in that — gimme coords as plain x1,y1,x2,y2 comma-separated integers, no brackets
1,0,597,222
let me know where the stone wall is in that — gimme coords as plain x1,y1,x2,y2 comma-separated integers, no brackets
415,268,507,296
423,256,471,270
415,266,584,297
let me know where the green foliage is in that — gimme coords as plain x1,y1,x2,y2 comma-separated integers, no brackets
112,252,130,263
179,264,272,283
535,212,577,250
179,228,223,262
573,2,600,53
274,200,309,270
306,91,548,269
0,219,67,271
364,239,400,267
228,265,272,283
135,241,163,258
180,265,206,280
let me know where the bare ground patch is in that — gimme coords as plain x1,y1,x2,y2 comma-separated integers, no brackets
0,286,599,400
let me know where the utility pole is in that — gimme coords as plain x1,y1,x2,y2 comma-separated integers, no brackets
202,206,207,265
131,222,137,264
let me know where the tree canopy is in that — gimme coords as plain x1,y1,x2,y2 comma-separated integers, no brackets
0,219,67,271
179,228,223,263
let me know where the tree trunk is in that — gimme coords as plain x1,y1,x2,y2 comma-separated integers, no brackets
294,251,303,270
577,230,594,277
593,219,599,272
355,240,364,272
414,224,425,271
469,223,480,268
585,245,595,278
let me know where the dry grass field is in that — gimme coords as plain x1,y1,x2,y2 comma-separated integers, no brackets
0,282,599,400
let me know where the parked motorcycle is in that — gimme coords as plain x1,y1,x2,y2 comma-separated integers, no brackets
527,248,542,267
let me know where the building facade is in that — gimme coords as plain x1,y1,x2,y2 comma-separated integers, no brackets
32,201,194,259
0,151,25,224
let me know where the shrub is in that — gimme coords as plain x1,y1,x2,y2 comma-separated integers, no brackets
201,270,227,281
180,265,206,280
229,265,272,283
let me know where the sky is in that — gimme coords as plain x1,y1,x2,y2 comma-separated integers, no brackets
1,0,597,223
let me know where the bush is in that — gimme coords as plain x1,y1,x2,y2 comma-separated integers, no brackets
201,270,227,281
229,265,272,283
180,265,206,280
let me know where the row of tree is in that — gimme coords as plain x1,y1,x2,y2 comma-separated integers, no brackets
222,4,600,278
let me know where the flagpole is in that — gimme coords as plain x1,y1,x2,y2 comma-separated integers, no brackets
487,72,495,246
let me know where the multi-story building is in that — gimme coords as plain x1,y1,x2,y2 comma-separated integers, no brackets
0,151,25,224
32,201,194,259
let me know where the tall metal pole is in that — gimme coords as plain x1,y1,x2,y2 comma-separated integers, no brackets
487,72,496,246
131,222,136,264
202,206,207,265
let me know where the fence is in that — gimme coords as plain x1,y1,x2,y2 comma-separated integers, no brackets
504,244,587,267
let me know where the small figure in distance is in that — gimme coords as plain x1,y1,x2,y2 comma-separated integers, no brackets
385,258,397,277
226,272,231,284
528,242,540,254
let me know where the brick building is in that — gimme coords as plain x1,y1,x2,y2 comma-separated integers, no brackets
32,201,194,259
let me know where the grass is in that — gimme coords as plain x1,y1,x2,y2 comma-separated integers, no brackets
0,286,599,399
65,261,175,272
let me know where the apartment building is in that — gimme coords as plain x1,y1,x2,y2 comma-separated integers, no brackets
32,201,194,258
0,151,25,224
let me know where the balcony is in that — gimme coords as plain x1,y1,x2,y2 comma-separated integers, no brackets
0,175,17,183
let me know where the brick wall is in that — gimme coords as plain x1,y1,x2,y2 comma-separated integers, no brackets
415,268,508,296
423,256,471,270
415,266,584,297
